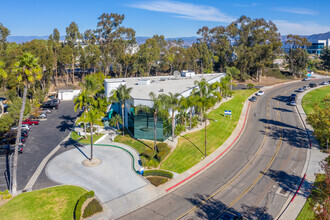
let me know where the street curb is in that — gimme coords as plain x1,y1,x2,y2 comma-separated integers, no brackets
276,82,329,219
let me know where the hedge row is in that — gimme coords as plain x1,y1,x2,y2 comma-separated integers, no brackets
82,198,103,218
143,169,173,179
74,191,95,220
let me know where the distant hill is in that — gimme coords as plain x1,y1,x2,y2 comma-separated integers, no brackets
7,31,330,45
306,31,330,42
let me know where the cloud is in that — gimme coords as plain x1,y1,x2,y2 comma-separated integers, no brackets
232,3,257,8
129,0,235,23
274,20,330,35
273,7,318,15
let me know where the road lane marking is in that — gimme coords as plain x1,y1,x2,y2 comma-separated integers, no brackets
177,95,276,220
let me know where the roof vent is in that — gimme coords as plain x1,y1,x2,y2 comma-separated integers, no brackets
159,89,164,92
138,79,150,85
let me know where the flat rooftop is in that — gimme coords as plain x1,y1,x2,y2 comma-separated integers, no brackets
105,73,225,100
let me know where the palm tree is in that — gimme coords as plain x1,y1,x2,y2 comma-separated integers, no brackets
186,95,197,130
163,92,180,141
196,83,221,156
111,84,132,136
82,97,107,160
110,114,122,131
225,67,239,90
136,92,168,153
12,52,42,195
74,90,91,138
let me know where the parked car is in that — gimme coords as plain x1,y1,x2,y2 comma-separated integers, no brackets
11,124,30,131
297,88,304,92
250,96,257,102
42,100,59,109
290,100,296,106
0,144,24,154
320,81,329,85
309,83,317,88
256,90,264,96
22,119,39,126
303,77,311,81
303,86,308,90
38,112,47,119
290,93,297,101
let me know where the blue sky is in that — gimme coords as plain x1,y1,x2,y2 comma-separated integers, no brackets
1,0,329,37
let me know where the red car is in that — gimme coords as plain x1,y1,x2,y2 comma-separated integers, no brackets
22,119,39,125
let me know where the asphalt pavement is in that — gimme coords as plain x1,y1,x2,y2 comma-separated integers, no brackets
119,78,327,220
0,101,78,192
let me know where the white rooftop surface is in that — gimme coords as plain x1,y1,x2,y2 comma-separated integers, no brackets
105,73,225,100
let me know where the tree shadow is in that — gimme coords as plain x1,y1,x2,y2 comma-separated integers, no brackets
59,115,76,123
259,119,303,131
272,107,293,113
61,139,89,159
181,135,204,156
240,204,273,220
272,95,290,104
56,115,76,132
262,169,312,198
259,127,309,149
184,193,231,219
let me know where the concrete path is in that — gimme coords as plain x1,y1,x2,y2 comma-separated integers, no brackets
277,82,329,219
45,143,148,203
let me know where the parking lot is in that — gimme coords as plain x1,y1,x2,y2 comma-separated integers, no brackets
0,101,78,191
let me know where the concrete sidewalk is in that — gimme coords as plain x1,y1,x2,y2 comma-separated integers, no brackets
277,82,329,219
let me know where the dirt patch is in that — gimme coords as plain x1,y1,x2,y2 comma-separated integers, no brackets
146,176,169,186
235,76,294,87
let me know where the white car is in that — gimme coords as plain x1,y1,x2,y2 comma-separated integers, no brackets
320,81,329,85
11,124,30,131
256,90,264,96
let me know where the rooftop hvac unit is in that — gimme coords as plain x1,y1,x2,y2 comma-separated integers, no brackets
138,79,150,85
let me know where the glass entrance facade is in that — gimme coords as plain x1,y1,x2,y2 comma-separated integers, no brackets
127,111,171,142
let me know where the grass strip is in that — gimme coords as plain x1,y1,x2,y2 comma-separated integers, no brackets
0,185,87,220
161,90,255,173
302,85,330,115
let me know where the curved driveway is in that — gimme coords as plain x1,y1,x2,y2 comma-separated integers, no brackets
120,79,325,220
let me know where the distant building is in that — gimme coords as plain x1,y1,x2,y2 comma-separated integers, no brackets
283,39,330,56
307,39,330,56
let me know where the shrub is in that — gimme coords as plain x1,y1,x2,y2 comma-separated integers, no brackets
82,198,103,218
146,158,159,168
156,151,167,162
175,124,186,136
247,83,255,89
140,155,149,167
74,191,95,220
143,169,173,179
155,143,170,162
141,149,155,159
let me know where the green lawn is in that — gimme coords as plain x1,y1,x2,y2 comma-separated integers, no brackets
302,85,330,115
161,90,255,173
296,174,325,220
71,131,104,144
0,185,87,220
114,134,154,153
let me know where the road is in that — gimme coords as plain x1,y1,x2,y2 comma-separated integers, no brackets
0,101,78,192
120,79,325,220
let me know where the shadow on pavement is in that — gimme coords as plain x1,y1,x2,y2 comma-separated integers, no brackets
262,169,311,198
260,127,309,149
61,139,89,159
240,204,273,220
272,107,293,113
56,115,76,132
259,119,303,131
272,95,290,104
